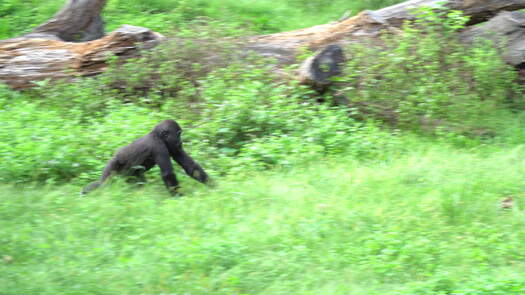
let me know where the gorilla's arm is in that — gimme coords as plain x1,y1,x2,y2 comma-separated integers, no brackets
172,147,209,184
153,145,180,195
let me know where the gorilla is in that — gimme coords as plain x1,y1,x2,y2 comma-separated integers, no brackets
82,119,209,195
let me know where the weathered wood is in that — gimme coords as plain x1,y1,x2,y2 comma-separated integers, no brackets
246,0,525,88
461,11,525,67
248,0,525,62
377,0,525,26
0,0,164,89
0,25,164,89
2,0,525,89
246,11,388,64
28,0,107,42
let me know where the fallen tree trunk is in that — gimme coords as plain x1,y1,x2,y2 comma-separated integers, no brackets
248,0,525,87
376,0,525,26
461,11,525,68
0,0,164,89
247,0,525,63
0,26,164,89
1,0,525,89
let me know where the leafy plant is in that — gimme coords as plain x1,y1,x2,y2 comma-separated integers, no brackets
337,7,521,133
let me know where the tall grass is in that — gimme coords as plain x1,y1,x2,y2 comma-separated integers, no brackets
2,3,525,294
2,147,525,294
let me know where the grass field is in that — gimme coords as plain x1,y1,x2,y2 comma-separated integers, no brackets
2,146,525,294
2,0,525,294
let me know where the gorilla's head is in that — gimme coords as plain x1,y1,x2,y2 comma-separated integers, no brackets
153,119,183,156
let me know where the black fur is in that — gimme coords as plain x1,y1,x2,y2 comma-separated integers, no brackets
82,119,208,195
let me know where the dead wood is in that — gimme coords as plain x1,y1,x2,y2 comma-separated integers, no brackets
2,0,525,89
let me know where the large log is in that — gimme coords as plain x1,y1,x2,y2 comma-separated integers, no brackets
376,0,525,26
461,11,525,67
1,0,525,89
460,10,525,82
0,0,164,89
0,26,164,89
248,0,525,62
247,0,525,87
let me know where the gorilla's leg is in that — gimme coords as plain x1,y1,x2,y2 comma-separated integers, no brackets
82,158,119,195
126,166,147,186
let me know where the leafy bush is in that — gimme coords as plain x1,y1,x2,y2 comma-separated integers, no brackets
337,7,522,133
184,64,404,173
28,22,245,119
1,58,400,183
0,93,166,183
3,6,525,186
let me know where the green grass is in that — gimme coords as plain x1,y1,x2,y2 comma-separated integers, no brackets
3,1,525,293
2,145,525,294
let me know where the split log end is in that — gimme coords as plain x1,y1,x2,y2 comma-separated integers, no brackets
298,44,345,89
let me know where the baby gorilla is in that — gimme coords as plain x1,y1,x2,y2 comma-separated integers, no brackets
82,119,208,195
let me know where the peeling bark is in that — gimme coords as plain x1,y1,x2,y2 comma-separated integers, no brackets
461,11,525,67
376,0,525,26
0,0,164,89
0,25,164,89
246,0,525,88
247,0,525,62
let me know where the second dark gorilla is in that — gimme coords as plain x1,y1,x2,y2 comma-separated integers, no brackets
83,119,209,195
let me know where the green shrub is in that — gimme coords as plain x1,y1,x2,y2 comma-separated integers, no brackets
1,52,406,184
175,63,406,174
0,91,167,183
337,7,521,133
2,6,524,186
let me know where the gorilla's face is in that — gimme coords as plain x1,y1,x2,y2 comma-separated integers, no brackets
156,119,183,156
